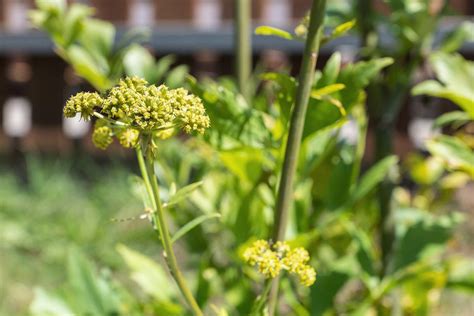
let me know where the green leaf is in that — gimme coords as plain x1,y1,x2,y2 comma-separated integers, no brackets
261,72,296,124
123,45,155,80
310,271,350,316
66,45,111,91
392,213,462,272
426,135,474,177
63,4,94,46
311,84,347,116
30,287,74,316
433,111,471,128
321,19,356,45
116,244,177,300
413,53,474,118
446,258,474,294
79,18,115,57
165,65,189,88
311,84,346,98
406,155,445,185
154,55,177,83
166,181,203,207
36,0,66,12
413,81,474,118
318,52,341,86
351,155,398,202
333,19,356,37
67,248,120,315
439,21,474,53
171,213,221,244
255,26,293,40
219,148,265,184
346,224,376,276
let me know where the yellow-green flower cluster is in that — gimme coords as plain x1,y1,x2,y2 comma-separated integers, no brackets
100,77,210,133
118,128,140,148
92,125,113,149
243,240,316,287
63,76,210,150
64,92,103,120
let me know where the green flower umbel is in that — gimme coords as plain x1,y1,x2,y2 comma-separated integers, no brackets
64,92,103,120
64,77,210,150
243,240,317,287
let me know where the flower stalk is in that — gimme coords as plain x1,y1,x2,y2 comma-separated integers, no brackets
136,137,204,316
64,77,209,316
235,0,251,101
269,0,327,313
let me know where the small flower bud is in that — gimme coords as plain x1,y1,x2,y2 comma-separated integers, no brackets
64,92,103,120
118,128,140,148
92,125,113,149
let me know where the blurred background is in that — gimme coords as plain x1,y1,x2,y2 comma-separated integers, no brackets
0,0,472,156
0,1,473,315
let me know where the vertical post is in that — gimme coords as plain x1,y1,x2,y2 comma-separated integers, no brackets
234,0,251,101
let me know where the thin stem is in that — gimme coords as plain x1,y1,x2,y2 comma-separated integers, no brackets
268,0,327,314
135,146,155,209
135,140,203,316
235,0,251,101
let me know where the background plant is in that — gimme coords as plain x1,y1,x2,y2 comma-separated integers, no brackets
0,0,470,315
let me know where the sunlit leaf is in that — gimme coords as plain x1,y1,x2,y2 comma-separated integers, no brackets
255,26,293,40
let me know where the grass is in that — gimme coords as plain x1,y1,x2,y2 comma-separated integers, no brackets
0,156,157,316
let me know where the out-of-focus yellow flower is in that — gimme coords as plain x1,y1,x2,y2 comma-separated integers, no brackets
242,239,317,287
92,125,113,149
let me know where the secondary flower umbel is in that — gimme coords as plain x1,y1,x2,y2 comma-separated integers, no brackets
64,76,210,149
243,240,317,287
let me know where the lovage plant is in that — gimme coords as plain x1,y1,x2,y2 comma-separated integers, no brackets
64,76,210,315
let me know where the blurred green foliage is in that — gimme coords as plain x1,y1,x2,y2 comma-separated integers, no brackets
1,0,472,315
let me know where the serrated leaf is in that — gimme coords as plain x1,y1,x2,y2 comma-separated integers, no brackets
255,26,293,40
171,213,221,244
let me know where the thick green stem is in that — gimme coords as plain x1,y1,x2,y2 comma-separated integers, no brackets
135,141,203,316
268,0,327,314
235,0,251,101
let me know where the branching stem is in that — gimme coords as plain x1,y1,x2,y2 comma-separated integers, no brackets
135,137,203,316
268,0,327,314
